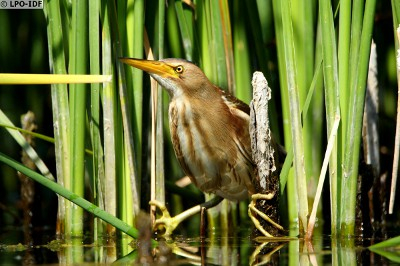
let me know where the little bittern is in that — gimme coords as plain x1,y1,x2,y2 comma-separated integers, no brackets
120,58,285,237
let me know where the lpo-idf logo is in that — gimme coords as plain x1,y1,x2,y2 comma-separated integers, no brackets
0,0,43,9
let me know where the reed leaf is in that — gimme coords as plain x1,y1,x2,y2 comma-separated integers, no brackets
319,0,340,236
341,0,377,236
389,1,400,215
126,0,145,181
271,0,297,234
88,0,105,240
68,0,88,236
233,0,251,103
44,0,70,236
175,0,195,61
0,152,147,242
280,0,308,234
101,0,117,235
0,110,55,181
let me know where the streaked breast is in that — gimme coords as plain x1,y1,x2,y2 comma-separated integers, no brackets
168,97,255,201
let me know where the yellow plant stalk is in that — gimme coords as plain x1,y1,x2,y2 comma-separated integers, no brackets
0,74,111,84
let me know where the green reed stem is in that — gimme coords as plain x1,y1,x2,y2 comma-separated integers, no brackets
101,1,117,234
219,0,236,95
280,0,308,234
271,0,298,234
175,0,195,61
130,0,144,183
341,0,376,236
233,0,251,103
68,0,88,237
0,152,148,242
292,0,319,192
155,0,166,204
89,0,105,240
44,0,70,235
319,0,340,236
335,0,351,237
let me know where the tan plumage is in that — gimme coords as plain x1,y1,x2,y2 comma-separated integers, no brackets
120,58,280,201
168,77,255,201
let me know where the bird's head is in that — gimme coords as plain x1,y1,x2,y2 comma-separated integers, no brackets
120,58,212,99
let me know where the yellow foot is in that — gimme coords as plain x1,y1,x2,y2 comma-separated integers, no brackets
149,200,204,237
248,193,284,237
149,200,181,237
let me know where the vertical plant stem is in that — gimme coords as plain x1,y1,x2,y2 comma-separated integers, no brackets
336,0,351,236
280,0,308,234
69,0,87,237
110,0,139,223
311,19,325,202
197,0,211,74
208,0,228,89
167,1,184,58
174,0,195,61
43,0,70,235
218,0,236,95
319,0,340,236
127,0,144,180
272,0,298,234
116,4,132,232
119,0,145,230
389,30,400,214
101,1,117,235
338,0,351,139
389,2,400,214
88,0,105,241
155,0,166,205
291,0,317,200
233,0,251,103
341,0,376,236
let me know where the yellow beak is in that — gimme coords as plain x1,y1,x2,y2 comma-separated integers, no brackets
119,58,176,78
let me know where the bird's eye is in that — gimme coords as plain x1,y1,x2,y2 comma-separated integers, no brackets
175,65,184,74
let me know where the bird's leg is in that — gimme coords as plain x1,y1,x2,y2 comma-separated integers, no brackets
150,196,224,237
248,193,284,237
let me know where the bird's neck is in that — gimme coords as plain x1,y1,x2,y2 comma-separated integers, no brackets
169,96,204,123
169,91,224,121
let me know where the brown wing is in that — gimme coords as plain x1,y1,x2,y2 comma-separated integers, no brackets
219,87,250,115
220,86,287,166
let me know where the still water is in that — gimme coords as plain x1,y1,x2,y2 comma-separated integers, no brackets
0,226,396,265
